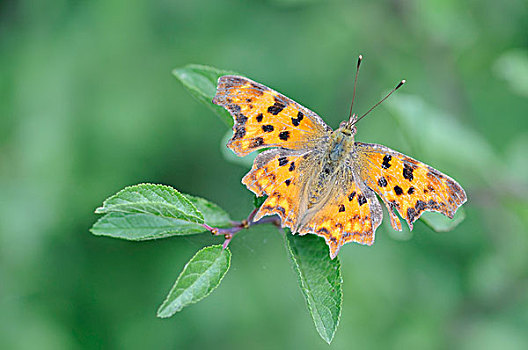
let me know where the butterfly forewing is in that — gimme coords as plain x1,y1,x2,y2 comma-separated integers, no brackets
212,75,331,156
355,142,467,230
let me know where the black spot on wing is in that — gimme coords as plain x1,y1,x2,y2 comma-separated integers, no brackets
378,177,388,187
279,131,290,141
256,113,263,122
289,162,295,171
382,155,392,169
348,192,356,201
394,186,403,196
403,164,414,181
267,97,286,115
338,204,345,212
291,111,304,126
262,125,274,132
278,157,288,166
357,194,367,206
236,113,248,124
285,179,291,186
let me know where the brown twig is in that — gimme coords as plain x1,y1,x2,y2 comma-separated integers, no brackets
201,209,281,249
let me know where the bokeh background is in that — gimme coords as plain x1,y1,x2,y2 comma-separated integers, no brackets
1,0,528,349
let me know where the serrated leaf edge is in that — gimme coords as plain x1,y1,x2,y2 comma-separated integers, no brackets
95,183,204,223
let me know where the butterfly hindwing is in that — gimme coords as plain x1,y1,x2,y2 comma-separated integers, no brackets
296,178,383,259
355,142,467,230
212,75,330,156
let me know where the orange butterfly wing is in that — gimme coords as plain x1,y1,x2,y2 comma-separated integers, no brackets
355,142,467,230
244,148,309,229
295,178,383,258
212,75,330,156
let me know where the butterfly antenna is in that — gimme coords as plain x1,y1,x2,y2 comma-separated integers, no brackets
352,79,406,126
348,54,363,121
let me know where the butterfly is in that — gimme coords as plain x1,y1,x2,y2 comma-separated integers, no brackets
212,64,467,259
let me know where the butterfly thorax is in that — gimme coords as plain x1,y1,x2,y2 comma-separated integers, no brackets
306,128,356,208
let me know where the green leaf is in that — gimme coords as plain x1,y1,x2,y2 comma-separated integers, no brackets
91,183,232,240
90,212,207,240
421,207,466,232
173,64,238,126
285,232,342,344
95,184,203,223
157,245,231,317
185,195,231,228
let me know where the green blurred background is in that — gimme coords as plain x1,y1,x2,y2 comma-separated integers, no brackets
1,0,528,348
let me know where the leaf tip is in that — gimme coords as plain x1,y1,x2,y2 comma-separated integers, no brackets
156,307,173,319
172,68,184,79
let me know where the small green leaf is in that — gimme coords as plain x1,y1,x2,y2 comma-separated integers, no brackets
91,184,232,240
285,232,342,344
173,64,238,126
95,183,203,223
157,245,231,317
421,207,466,232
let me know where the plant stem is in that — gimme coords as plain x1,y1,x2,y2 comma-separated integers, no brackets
201,209,281,248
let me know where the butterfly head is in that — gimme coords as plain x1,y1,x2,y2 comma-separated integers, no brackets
339,113,358,136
